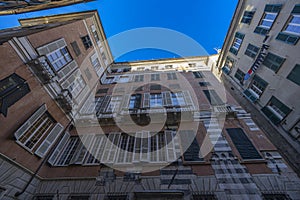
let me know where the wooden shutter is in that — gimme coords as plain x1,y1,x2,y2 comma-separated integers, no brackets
14,104,47,140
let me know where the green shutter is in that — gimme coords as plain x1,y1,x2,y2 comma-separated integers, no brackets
276,32,299,45
287,64,300,86
292,4,300,14
264,4,282,13
254,27,268,35
229,47,238,55
261,106,281,124
235,32,245,39
253,75,268,88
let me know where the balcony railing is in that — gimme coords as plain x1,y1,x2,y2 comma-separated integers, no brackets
56,89,73,114
29,56,56,84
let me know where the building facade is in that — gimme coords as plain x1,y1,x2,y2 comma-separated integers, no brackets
0,9,300,200
216,0,300,173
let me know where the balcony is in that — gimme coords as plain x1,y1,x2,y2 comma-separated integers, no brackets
55,89,73,114
28,56,56,84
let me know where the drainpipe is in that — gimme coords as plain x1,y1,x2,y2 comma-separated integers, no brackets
14,120,73,198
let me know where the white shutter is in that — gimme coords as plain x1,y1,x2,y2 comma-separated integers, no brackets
183,91,193,106
143,93,150,108
133,132,142,163
14,104,47,140
140,131,150,162
162,91,172,106
48,131,70,166
121,94,130,110
37,38,66,55
165,131,176,162
35,123,64,158
98,95,111,114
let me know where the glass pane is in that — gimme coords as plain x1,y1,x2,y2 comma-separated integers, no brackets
265,13,277,20
286,25,300,34
261,20,273,28
291,16,300,24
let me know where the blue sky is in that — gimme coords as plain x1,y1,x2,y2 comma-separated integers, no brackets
0,0,238,62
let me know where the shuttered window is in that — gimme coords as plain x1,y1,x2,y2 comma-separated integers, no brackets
254,4,282,35
241,11,255,24
229,32,245,55
81,35,92,49
227,128,262,160
234,68,245,82
262,96,291,124
0,73,30,117
70,41,81,56
167,72,177,80
203,90,224,106
262,53,285,73
287,64,300,85
245,44,259,58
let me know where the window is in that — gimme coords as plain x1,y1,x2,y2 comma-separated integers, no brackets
70,41,81,56
150,93,162,107
46,47,72,71
203,90,224,106
84,68,92,80
151,66,159,70
227,128,262,160
276,5,300,45
18,112,55,151
287,64,300,85
97,88,109,94
234,69,245,82
249,75,268,98
106,96,122,113
229,32,245,55
0,73,30,117
165,65,173,69
245,44,259,58
188,63,196,68
169,84,180,90
136,67,145,71
104,194,128,200
284,14,300,35
171,92,185,106
254,4,282,35
150,84,161,90
134,75,144,82
81,35,92,49
14,105,64,157
91,25,100,42
262,53,285,73
167,72,177,80
262,193,291,200
241,11,255,24
68,195,90,200
151,73,160,81
199,82,211,87
262,96,291,124
101,52,107,62
129,94,142,109
193,71,204,78
90,54,102,77
33,195,54,200
68,75,86,98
